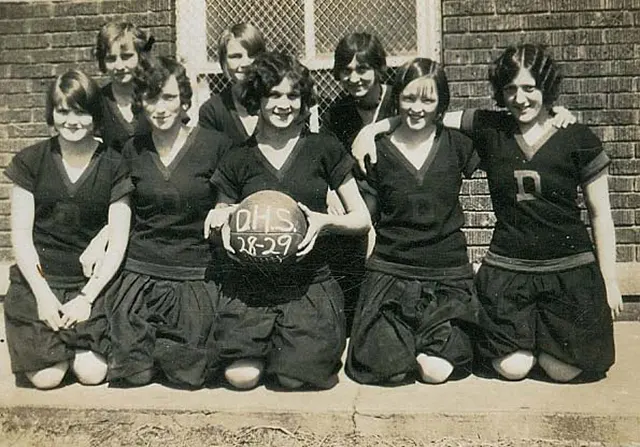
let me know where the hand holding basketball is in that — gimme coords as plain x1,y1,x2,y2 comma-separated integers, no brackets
296,202,328,258
204,205,237,240
228,190,308,264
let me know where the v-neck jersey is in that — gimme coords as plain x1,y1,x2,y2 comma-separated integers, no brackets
321,85,396,151
100,83,150,152
462,109,610,260
4,137,133,277
123,127,233,272
366,127,477,269
211,130,355,277
198,86,253,145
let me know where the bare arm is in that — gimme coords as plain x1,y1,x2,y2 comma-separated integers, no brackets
61,197,131,327
11,185,63,331
79,225,109,278
351,117,400,174
583,171,623,318
298,173,372,256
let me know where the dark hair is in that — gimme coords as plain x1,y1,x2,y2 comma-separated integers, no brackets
46,69,102,127
95,22,154,73
240,50,316,117
489,44,562,107
392,58,450,122
332,32,387,81
218,23,266,78
132,56,192,115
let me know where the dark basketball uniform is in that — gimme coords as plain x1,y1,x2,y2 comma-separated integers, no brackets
462,109,615,373
100,83,150,152
321,85,396,335
210,130,353,387
105,127,232,387
346,126,488,384
4,137,132,374
198,86,253,145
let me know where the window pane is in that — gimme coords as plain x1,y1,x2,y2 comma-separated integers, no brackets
205,0,305,62
314,0,417,57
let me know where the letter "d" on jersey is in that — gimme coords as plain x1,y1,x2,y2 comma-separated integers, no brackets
514,170,541,202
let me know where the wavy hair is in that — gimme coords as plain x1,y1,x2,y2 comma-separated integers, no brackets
240,50,316,118
132,56,192,114
489,44,562,107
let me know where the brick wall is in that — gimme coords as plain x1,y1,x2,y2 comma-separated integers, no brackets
0,0,638,290
0,0,176,264
443,0,640,270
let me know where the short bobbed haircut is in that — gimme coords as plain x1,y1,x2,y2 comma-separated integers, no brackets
332,32,387,81
46,69,102,127
392,58,450,122
218,23,266,78
132,56,192,115
240,50,316,118
489,44,562,108
95,22,154,73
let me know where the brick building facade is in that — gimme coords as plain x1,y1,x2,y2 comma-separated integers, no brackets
0,0,638,292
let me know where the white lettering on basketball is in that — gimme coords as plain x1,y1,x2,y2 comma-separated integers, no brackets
233,205,296,233
514,170,541,202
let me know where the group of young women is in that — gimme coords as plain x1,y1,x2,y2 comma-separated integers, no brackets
3,20,622,391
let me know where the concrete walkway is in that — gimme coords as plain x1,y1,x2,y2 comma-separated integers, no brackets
1,303,639,445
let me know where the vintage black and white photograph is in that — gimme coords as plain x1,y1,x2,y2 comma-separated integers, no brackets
0,1,638,445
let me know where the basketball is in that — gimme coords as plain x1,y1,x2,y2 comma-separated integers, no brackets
228,190,308,264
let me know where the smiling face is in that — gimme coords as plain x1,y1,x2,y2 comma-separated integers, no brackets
502,67,545,125
142,75,183,132
398,76,439,132
53,99,94,143
338,56,377,99
224,37,254,83
259,76,302,130
104,36,139,86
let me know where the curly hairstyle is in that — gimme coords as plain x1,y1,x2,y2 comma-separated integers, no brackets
95,22,154,73
240,50,316,118
132,56,192,115
218,23,266,79
332,32,387,82
489,44,562,107
46,69,102,127
392,58,450,122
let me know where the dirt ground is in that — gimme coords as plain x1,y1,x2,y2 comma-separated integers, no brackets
0,408,626,447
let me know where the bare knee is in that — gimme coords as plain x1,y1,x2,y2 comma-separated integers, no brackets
538,352,582,383
225,359,263,390
72,350,107,385
492,350,535,381
25,361,69,389
416,353,454,384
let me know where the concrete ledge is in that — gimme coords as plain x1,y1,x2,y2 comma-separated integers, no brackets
1,318,639,444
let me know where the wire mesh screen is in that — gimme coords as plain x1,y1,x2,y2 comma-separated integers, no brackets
203,68,397,121
196,0,418,118
314,0,417,57
205,0,305,62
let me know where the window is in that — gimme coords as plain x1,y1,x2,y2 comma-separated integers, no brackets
176,0,440,116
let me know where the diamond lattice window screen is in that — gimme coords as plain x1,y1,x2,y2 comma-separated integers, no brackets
177,0,439,118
